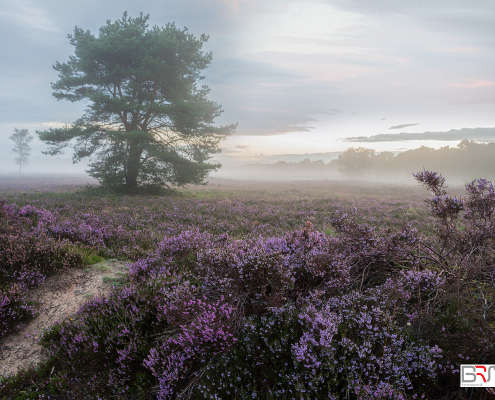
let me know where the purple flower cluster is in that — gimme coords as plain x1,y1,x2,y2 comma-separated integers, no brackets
195,294,442,399
292,304,340,370
40,280,176,396
0,200,82,338
145,298,237,399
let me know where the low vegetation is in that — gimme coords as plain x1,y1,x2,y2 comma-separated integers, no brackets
0,173,493,399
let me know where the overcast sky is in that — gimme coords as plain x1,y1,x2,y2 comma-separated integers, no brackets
1,0,495,165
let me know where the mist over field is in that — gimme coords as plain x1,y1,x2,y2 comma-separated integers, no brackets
211,140,495,184
0,157,88,175
4,140,495,186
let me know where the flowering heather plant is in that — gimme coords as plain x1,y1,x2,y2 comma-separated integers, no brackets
0,283,38,340
413,170,495,272
130,226,350,305
4,176,495,399
371,269,447,325
194,236,292,306
38,276,192,397
283,223,350,297
409,171,495,391
330,210,421,291
0,202,83,338
45,216,153,260
145,298,238,399
193,297,442,399
126,229,218,284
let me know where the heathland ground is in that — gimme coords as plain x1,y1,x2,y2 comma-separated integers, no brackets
0,173,492,399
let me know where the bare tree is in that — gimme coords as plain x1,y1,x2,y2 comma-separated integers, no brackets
9,128,33,173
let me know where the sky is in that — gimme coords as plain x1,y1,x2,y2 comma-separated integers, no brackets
1,0,495,167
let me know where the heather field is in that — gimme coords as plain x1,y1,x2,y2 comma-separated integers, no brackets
0,174,494,399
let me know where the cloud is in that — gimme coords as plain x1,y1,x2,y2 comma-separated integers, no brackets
205,55,327,135
39,122,71,129
322,108,342,115
233,125,316,136
445,46,486,54
449,80,495,88
234,144,251,149
330,0,495,34
0,1,62,34
342,127,495,142
219,148,241,154
389,123,419,130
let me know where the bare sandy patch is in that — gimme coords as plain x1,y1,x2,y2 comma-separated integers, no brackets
0,260,128,375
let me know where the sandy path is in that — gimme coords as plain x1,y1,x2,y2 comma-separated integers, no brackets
0,260,128,375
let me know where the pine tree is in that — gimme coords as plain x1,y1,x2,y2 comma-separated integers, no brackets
38,12,236,191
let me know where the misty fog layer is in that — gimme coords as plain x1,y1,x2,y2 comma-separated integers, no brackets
0,157,88,175
218,139,495,184
6,139,494,186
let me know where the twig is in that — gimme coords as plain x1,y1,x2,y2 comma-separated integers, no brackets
176,355,218,400
359,261,372,293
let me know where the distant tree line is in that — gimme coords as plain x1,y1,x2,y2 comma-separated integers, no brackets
245,140,495,181
336,140,495,179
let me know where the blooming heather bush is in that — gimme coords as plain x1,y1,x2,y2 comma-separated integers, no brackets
145,298,238,399
194,236,293,306
414,170,495,274
283,223,350,297
330,210,421,290
0,202,83,338
45,217,154,260
0,284,38,340
38,274,197,397
193,296,442,399
130,227,351,304
409,171,495,391
128,230,218,281
368,269,447,325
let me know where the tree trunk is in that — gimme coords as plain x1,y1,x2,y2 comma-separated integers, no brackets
125,141,142,189
18,148,22,174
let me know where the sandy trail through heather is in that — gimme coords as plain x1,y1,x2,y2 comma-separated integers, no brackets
0,260,128,375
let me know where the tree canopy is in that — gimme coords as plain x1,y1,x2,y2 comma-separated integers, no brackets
336,147,376,177
38,12,236,190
